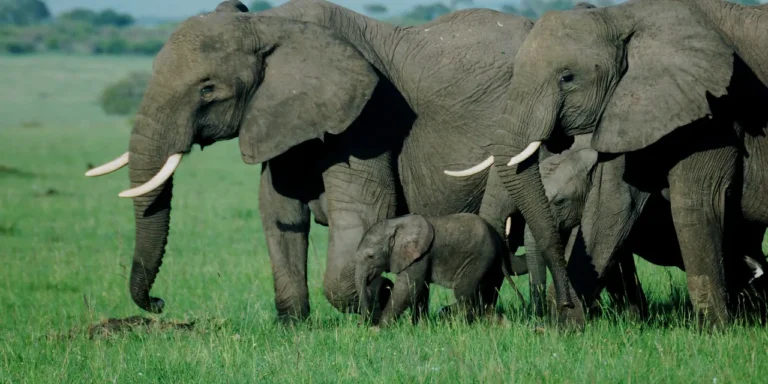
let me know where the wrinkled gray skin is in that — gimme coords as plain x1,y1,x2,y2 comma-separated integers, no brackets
502,0,768,327
110,0,566,321
356,214,521,326
527,135,768,321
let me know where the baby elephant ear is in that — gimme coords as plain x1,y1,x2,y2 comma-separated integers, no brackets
390,215,435,274
215,0,249,12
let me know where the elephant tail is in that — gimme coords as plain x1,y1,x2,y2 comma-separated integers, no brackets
501,257,527,306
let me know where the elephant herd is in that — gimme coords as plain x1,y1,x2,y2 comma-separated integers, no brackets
83,0,768,329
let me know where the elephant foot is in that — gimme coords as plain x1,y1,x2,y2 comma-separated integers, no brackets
547,283,586,332
274,298,311,325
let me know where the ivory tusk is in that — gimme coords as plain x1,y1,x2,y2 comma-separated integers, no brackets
443,156,494,177
85,152,129,177
118,153,183,198
505,216,512,237
506,141,542,166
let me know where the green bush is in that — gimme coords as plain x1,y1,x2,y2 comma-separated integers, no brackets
93,37,128,54
0,36,34,53
128,39,164,55
99,71,150,116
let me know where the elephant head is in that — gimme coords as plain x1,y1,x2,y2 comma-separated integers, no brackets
355,215,434,322
539,137,598,232
502,0,738,161
85,0,379,313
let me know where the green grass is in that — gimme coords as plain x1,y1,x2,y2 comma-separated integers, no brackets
2,55,768,383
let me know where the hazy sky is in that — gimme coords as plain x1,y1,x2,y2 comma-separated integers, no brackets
44,1,509,19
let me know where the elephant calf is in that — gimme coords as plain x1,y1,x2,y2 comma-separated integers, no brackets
356,213,522,326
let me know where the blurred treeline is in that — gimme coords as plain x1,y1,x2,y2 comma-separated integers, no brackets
2,0,765,55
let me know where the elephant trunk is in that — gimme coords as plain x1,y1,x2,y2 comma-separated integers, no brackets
494,87,572,310
356,267,372,322
126,115,179,313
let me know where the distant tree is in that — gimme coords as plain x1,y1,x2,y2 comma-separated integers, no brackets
0,0,51,26
249,1,273,12
57,8,97,23
94,9,134,27
364,3,388,15
403,3,452,22
100,71,151,116
58,8,134,27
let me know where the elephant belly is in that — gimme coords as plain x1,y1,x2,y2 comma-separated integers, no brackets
397,131,489,216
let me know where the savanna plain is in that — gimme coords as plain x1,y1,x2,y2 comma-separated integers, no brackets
1,55,767,383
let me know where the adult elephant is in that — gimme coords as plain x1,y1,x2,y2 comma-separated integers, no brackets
84,0,575,321
526,135,768,322
449,0,768,326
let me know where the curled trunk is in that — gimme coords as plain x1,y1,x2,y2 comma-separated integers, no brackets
127,118,176,313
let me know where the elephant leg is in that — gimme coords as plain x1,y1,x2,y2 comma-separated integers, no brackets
380,272,428,327
569,157,652,322
667,144,739,328
524,225,548,318
321,155,399,314
603,252,649,321
259,162,311,322
411,284,430,325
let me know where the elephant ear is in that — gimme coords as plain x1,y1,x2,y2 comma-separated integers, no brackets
215,0,249,12
390,215,435,274
591,2,735,153
239,18,379,164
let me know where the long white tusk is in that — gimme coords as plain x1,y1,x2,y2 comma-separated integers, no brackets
506,141,542,166
444,156,494,177
118,153,183,198
505,216,512,236
85,152,129,177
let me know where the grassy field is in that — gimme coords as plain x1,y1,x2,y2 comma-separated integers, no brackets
1,55,768,383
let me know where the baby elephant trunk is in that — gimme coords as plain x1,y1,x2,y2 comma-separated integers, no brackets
356,267,373,323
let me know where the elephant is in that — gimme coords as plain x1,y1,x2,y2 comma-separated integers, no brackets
84,0,575,321
447,0,768,326
356,213,525,326
525,135,768,325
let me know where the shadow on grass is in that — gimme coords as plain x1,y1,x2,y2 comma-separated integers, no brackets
0,165,35,178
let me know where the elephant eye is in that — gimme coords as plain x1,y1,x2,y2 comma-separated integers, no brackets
199,85,215,100
558,72,575,89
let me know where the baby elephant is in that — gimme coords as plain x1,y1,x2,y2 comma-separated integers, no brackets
355,213,523,326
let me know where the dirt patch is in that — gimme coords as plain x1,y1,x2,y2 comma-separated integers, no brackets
84,316,195,339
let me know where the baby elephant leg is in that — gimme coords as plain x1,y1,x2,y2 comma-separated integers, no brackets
453,261,504,323
379,273,429,326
